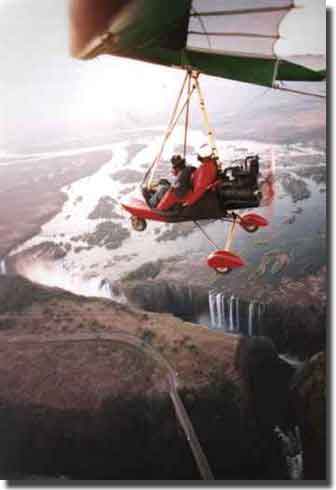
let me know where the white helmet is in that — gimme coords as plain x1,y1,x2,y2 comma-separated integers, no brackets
198,143,213,161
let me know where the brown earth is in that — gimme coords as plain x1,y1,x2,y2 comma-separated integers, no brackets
0,275,238,409
0,275,243,480
0,275,326,480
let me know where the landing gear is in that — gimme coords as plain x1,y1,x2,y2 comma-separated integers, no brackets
239,213,268,234
207,249,245,273
131,216,147,231
214,266,232,275
241,223,259,233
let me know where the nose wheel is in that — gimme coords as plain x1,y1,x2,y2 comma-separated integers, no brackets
131,216,147,231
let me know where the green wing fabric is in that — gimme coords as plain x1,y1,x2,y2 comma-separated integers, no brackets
70,0,325,87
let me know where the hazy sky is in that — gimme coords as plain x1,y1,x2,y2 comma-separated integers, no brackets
0,0,326,147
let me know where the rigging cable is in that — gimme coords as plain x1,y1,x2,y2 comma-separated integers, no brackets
144,72,197,189
183,73,192,159
142,71,189,188
190,7,212,50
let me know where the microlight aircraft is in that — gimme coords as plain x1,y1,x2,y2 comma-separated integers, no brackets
69,0,325,273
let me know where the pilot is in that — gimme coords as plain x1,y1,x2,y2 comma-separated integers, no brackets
170,154,196,198
147,154,195,208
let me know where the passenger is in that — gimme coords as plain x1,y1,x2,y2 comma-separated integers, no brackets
197,143,218,166
147,154,195,208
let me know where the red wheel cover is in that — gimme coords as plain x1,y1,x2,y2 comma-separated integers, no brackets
207,250,245,270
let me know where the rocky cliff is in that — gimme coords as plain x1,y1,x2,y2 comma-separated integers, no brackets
0,275,326,480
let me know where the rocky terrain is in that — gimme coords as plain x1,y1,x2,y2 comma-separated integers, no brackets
71,221,131,251
119,260,326,359
88,196,122,220
0,150,112,258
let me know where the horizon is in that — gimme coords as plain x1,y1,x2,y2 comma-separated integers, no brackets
0,0,326,150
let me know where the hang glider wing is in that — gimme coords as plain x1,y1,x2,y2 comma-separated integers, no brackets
69,0,325,87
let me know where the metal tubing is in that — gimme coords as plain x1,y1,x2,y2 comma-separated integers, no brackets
194,75,219,160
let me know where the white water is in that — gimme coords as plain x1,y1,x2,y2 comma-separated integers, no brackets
100,279,113,299
248,302,255,337
221,294,226,330
229,295,235,332
15,258,125,301
5,128,324,299
0,259,6,275
208,290,266,336
274,426,303,480
209,290,217,327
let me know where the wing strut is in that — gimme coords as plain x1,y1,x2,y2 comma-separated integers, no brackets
142,70,220,191
194,74,219,159
273,83,326,99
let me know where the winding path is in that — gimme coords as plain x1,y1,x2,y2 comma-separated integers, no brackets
2,331,214,480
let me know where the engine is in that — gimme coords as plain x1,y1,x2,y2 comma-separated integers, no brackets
218,155,262,209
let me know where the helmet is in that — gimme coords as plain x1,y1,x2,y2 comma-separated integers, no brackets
198,143,213,161
171,154,186,169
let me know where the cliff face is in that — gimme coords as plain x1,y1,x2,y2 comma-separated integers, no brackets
0,276,326,480
122,279,209,321
120,263,326,360
290,352,327,481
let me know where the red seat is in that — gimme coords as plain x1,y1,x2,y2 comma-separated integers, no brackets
157,159,218,211
185,159,218,206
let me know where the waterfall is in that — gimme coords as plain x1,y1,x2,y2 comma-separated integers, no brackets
248,301,255,337
207,290,266,336
209,290,225,329
221,294,226,331
229,295,235,331
235,297,240,333
216,293,222,328
100,278,112,299
274,426,303,480
258,303,266,333
209,290,217,328
0,258,6,275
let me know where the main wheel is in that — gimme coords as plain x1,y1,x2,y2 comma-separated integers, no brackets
215,267,232,275
241,223,259,233
131,216,147,231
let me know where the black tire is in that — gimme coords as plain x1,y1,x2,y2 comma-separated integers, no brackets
242,223,259,233
131,216,147,232
215,267,232,274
